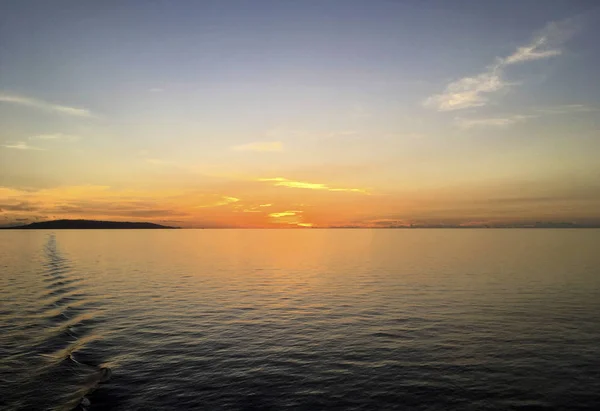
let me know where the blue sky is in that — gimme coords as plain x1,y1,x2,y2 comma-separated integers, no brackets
1,0,599,227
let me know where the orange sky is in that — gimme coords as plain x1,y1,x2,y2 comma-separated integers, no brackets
2,170,600,227
2,3,600,227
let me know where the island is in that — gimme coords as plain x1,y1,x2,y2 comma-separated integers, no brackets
0,219,179,229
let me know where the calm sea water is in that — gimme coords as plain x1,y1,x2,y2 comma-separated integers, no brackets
1,229,599,410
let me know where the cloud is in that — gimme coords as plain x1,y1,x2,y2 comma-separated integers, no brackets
29,133,79,142
0,93,94,117
455,114,536,128
236,203,272,213
366,219,411,228
503,44,561,65
503,19,577,64
259,177,368,194
149,88,164,92
2,141,45,151
424,71,507,111
0,185,248,227
534,104,599,114
267,210,314,227
194,196,240,208
222,196,240,203
424,19,578,111
269,210,301,218
0,201,39,212
456,104,597,128
232,141,283,152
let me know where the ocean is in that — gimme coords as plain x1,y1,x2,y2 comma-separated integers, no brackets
1,229,599,410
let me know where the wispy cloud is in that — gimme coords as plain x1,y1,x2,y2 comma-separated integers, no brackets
29,133,79,142
236,203,273,213
269,210,301,218
259,177,368,194
503,19,577,64
424,71,507,111
456,103,597,128
0,93,94,117
232,141,283,152
455,114,536,128
534,104,598,115
2,141,45,151
0,186,257,227
194,196,240,208
268,210,313,227
424,19,578,111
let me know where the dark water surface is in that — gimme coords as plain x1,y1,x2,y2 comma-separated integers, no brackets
1,229,600,410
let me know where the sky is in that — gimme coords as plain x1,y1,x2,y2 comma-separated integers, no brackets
1,0,600,228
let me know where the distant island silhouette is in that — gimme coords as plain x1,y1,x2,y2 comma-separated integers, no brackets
1,219,599,229
1,219,178,229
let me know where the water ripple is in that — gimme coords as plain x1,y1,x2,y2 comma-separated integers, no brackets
1,230,600,410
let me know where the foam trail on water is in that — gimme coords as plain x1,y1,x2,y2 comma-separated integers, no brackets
33,234,112,411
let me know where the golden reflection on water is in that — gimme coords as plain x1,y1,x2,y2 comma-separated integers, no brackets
2,229,600,410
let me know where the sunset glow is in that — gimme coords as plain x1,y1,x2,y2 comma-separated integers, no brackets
1,2,599,228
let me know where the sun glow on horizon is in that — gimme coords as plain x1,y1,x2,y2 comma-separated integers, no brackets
1,3,600,228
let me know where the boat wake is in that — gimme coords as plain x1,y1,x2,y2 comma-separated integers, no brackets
3,234,112,411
